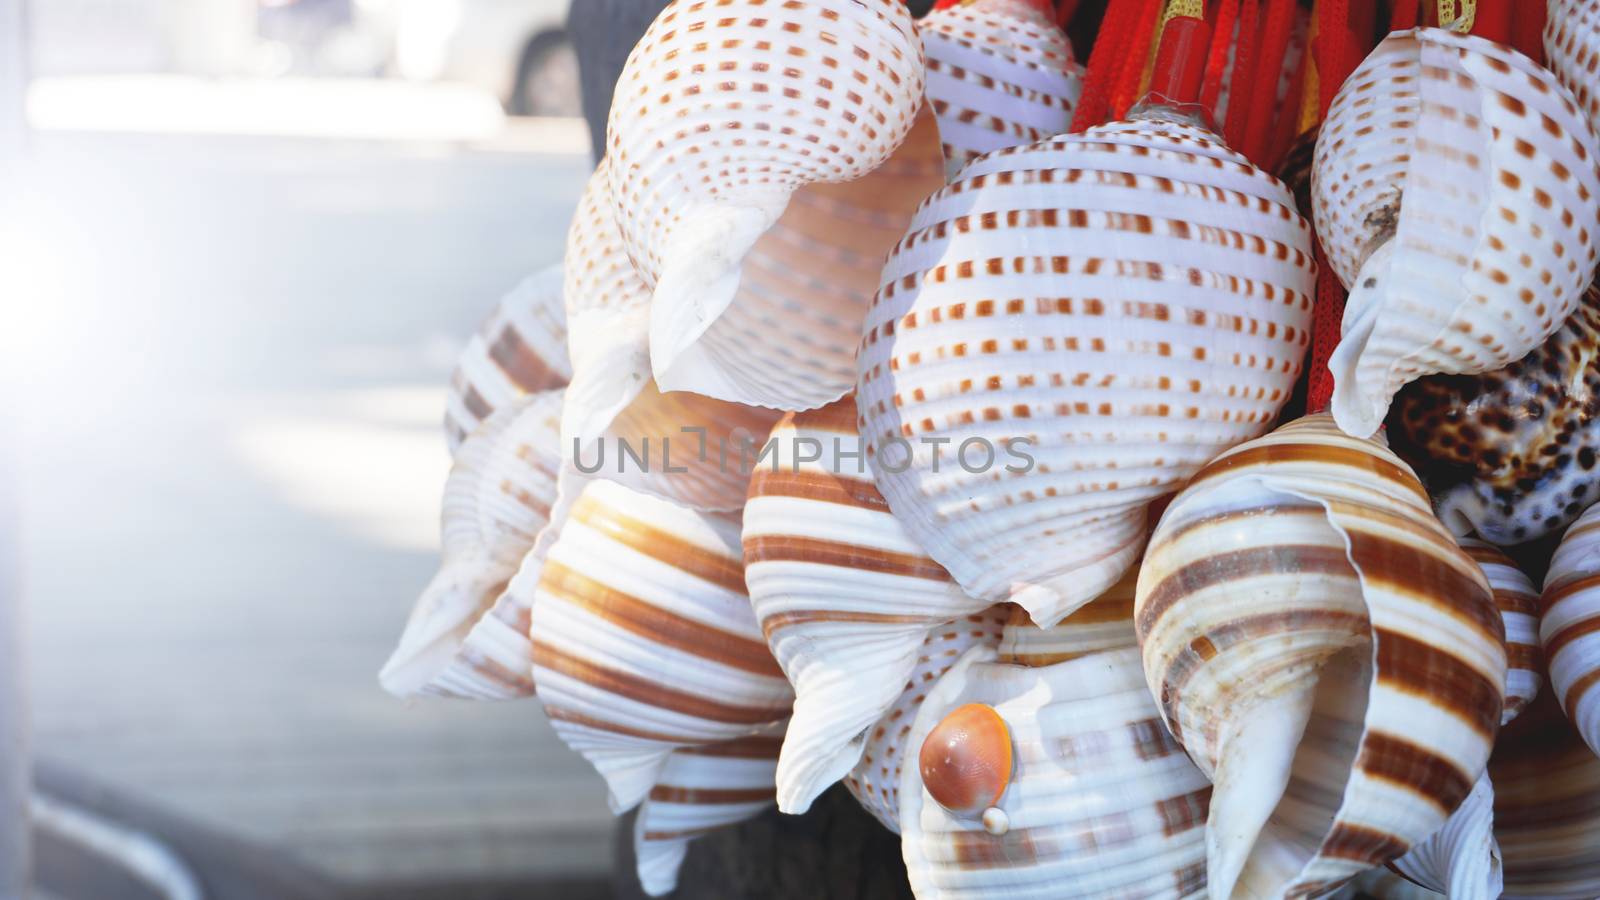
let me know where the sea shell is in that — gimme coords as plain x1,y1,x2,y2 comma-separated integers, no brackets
633,729,784,897
1135,414,1506,899
1545,0,1600,133
742,398,993,814
1311,27,1600,438
530,477,792,813
1539,501,1600,758
919,0,1083,176
563,160,780,510
444,265,571,453
380,391,563,699
1463,538,1543,724
649,109,946,410
1489,687,1600,899
899,592,1212,898
604,0,925,403
1338,867,1446,899
857,112,1315,625
841,610,1009,833
1387,773,1502,900
1388,287,1600,546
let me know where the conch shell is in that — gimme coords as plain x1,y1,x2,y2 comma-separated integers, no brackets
742,397,995,814
444,265,570,452
1312,27,1600,438
841,609,1009,833
531,477,792,813
633,729,783,896
1135,414,1506,899
1545,0,1600,133
1540,501,1600,758
857,112,1314,624
380,391,562,699
604,0,925,402
563,161,780,510
920,0,1083,176
899,583,1212,898
1389,287,1600,546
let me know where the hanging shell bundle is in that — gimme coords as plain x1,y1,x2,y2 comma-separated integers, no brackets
899,581,1212,898
1135,414,1506,899
381,392,563,699
1540,501,1600,758
564,161,781,511
742,398,995,814
443,265,571,452
841,608,1009,833
1389,287,1600,546
530,477,792,812
604,0,926,406
857,112,1315,624
1312,27,1600,439
1545,0,1600,133
919,0,1084,176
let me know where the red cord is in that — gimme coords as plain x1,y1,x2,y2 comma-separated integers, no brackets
1057,0,1081,28
1201,0,1241,120
1070,0,1144,131
1242,0,1295,163
1474,0,1512,44
1266,29,1308,168
1111,0,1168,119
1305,0,1355,413
1223,0,1259,148
1388,0,1418,31
1513,0,1547,64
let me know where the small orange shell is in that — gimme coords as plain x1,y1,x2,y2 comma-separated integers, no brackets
918,703,1013,817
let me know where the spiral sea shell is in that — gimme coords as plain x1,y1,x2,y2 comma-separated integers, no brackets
380,392,562,699
841,609,1008,833
604,0,925,403
444,265,570,452
1545,0,1600,133
1312,27,1600,438
1539,501,1600,758
650,110,946,410
564,162,780,511
1465,538,1543,723
1489,687,1600,899
530,478,792,813
1389,288,1600,546
742,398,993,814
857,112,1315,625
919,0,1083,176
1135,414,1506,899
899,587,1211,898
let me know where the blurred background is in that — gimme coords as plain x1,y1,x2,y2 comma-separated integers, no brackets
2,1,634,897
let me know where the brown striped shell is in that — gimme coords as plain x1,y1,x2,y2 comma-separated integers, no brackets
919,0,1083,176
1312,28,1600,438
529,478,792,813
1545,0,1600,134
742,397,1000,815
380,392,563,699
1135,414,1506,899
1389,287,1600,546
444,266,570,453
604,0,925,405
1539,501,1600,760
899,588,1211,898
1462,538,1543,724
563,161,780,511
856,112,1314,627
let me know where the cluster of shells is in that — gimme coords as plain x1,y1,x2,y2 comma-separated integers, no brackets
382,1,1600,897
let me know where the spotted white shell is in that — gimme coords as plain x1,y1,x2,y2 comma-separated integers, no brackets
1546,0,1600,133
920,0,1083,176
899,604,1211,898
604,0,925,402
1540,501,1600,759
1312,27,1600,438
840,609,1008,833
1135,414,1506,899
741,397,993,815
650,110,946,410
633,729,783,896
563,161,780,511
444,266,570,453
530,478,792,813
857,113,1314,625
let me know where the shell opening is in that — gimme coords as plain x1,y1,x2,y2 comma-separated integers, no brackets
1329,239,1396,435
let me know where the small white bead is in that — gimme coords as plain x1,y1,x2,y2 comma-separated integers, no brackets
982,807,1009,836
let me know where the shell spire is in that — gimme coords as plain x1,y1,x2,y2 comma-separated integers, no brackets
1135,414,1507,899
1312,28,1600,438
1540,501,1600,759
